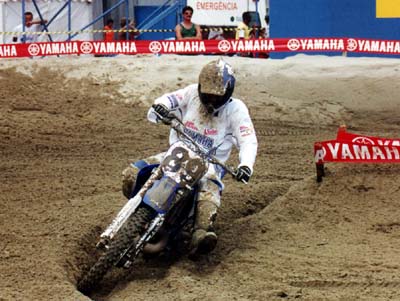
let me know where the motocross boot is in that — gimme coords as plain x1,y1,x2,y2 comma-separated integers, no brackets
190,197,219,256
191,229,218,255
122,156,163,199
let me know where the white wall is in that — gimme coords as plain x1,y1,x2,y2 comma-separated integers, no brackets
0,3,4,43
187,0,267,27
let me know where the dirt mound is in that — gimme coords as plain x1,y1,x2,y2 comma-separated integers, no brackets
1,55,400,301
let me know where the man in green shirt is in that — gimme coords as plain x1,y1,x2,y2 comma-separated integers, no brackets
175,6,202,40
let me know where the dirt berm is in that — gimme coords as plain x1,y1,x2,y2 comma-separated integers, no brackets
1,55,400,300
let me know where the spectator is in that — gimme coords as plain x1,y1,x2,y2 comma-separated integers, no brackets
104,19,114,42
235,12,252,40
12,11,47,43
175,6,202,40
235,12,252,57
250,15,269,59
255,26,269,59
263,15,270,39
118,18,139,41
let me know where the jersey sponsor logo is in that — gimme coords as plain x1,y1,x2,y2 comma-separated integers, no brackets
240,125,253,137
167,95,179,109
184,127,214,149
185,121,199,131
204,128,218,135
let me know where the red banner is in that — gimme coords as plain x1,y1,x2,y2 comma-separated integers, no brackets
314,127,400,164
2,38,400,58
336,126,400,146
314,140,400,163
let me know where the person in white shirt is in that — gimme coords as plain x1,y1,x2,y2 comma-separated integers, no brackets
264,15,270,39
12,11,47,43
122,59,258,256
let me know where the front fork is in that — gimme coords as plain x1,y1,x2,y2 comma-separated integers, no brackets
116,189,192,268
100,167,162,242
117,213,165,268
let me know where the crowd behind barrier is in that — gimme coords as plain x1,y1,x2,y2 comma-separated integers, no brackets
2,27,266,41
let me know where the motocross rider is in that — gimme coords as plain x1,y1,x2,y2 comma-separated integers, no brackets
122,59,258,256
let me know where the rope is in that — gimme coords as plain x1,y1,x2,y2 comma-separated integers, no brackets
0,27,239,36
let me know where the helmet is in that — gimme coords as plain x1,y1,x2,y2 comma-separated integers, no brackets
198,59,235,114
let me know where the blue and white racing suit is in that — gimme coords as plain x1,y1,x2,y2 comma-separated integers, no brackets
124,84,258,231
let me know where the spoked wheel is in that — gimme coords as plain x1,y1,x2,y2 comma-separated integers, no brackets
77,206,152,294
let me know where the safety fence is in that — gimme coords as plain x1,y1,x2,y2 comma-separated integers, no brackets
1,37,400,58
314,126,400,182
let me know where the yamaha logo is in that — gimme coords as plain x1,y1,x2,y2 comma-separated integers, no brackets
287,39,300,51
218,40,231,52
80,42,93,54
28,43,40,56
149,41,162,53
346,39,358,52
352,137,375,145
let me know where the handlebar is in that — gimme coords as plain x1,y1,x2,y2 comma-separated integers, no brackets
152,106,242,181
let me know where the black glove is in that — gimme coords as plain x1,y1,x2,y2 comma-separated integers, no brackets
152,104,171,123
235,166,252,183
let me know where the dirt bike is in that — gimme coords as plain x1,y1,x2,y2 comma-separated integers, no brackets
77,110,242,294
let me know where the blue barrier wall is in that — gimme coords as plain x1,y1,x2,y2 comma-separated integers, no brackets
135,6,176,40
270,0,400,58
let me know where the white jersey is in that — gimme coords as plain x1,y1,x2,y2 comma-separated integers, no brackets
12,24,42,43
148,84,258,175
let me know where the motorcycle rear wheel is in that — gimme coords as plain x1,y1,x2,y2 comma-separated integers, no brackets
77,206,152,294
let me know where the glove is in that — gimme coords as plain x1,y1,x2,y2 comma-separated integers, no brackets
236,166,252,183
152,104,172,123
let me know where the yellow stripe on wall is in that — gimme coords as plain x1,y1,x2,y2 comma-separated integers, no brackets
377,0,400,18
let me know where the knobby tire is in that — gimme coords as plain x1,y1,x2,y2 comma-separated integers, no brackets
77,206,152,294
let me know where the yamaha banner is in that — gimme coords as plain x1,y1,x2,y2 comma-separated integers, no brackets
2,38,400,58
314,127,400,164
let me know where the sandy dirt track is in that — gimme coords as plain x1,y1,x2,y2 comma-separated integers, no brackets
1,54,400,301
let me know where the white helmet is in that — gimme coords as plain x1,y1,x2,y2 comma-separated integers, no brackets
198,59,235,114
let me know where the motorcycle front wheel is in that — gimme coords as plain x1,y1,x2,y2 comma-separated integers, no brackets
77,206,152,294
